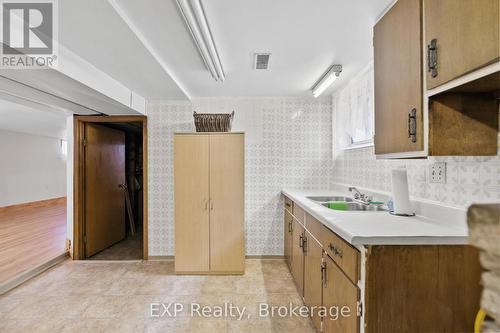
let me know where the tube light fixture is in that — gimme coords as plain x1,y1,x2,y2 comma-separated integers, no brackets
176,0,225,82
311,64,342,98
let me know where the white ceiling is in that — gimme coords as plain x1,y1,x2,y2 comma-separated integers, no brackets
0,98,68,139
59,0,393,99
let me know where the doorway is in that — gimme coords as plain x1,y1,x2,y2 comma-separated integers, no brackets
73,116,147,260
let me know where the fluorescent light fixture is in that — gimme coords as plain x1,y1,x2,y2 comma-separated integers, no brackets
176,0,225,82
311,64,342,98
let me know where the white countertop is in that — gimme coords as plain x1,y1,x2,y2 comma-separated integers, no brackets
282,188,469,246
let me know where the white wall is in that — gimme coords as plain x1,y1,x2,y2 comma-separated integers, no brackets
147,97,333,256
0,130,67,207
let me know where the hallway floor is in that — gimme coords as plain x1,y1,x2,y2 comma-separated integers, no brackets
0,259,315,333
89,232,143,260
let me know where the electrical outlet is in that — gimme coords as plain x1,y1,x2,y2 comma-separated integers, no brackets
430,162,446,184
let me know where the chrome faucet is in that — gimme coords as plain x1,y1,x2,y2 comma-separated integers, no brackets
348,187,372,204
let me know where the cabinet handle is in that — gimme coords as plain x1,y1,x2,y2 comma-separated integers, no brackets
321,262,327,287
285,202,291,208
329,243,343,258
204,199,208,210
288,220,292,233
303,236,308,255
427,38,438,78
408,108,417,143
210,198,214,210
299,235,304,248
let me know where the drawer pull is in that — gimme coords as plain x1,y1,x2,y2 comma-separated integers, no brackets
299,235,304,248
329,243,343,258
288,221,292,233
321,262,327,287
427,38,438,78
285,202,291,208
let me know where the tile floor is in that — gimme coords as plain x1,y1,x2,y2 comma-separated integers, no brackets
90,233,143,260
0,259,315,333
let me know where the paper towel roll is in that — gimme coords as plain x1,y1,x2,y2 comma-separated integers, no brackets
391,168,414,216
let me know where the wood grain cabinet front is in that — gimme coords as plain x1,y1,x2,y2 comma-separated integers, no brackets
174,133,244,275
284,207,293,269
424,0,500,89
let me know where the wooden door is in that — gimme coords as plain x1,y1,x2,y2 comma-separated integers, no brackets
291,219,305,296
174,135,210,273
425,0,499,89
323,255,360,333
84,123,126,257
209,134,245,273
374,0,423,155
303,231,323,332
284,209,293,269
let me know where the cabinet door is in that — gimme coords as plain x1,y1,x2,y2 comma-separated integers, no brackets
284,209,293,269
209,134,245,273
291,219,305,296
174,135,210,273
303,232,323,332
374,0,423,155
323,255,360,333
425,0,499,89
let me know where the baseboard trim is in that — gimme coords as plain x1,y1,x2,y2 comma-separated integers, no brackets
0,252,68,295
147,255,285,261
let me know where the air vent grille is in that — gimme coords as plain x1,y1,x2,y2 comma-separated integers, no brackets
254,53,271,70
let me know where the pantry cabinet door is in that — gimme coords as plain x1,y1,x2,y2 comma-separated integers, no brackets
425,0,499,89
323,255,360,333
374,0,423,155
174,135,210,273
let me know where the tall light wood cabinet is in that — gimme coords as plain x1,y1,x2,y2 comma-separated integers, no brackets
174,133,245,274
424,0,499,89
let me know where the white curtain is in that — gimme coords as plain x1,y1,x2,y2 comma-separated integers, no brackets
333,64,374,149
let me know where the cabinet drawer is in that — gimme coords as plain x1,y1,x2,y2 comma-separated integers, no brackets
284,196,293,212
293,204,305,224
315,222,359,284
305,213,324,247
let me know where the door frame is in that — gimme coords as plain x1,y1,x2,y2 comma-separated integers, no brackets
73,115,148,260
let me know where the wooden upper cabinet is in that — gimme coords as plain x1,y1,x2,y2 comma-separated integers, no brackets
374,0,423,155
425,0,500,89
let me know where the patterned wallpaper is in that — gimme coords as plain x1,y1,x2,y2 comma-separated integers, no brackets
331,68,500,209
147,97,332,256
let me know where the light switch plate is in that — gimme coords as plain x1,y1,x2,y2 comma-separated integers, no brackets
430,162,446,184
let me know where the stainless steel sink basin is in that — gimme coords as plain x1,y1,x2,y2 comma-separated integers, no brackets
322,202,387,212
307,196,353,203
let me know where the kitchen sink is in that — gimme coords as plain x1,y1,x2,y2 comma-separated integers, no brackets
307,196,353,203
322,202,387,212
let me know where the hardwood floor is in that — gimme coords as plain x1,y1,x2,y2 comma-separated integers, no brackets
0,198,67,284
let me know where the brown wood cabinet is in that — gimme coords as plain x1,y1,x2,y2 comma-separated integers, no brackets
283,196,482,333
323,255,360,333
303,231,323,332
291,218,305,296
425,0,500,89
284,208,293,268
174,133,244,274
374,0,423,155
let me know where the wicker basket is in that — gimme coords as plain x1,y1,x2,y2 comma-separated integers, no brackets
193,111,234,132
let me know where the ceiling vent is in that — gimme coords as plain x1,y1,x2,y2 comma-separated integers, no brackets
254,53,271,70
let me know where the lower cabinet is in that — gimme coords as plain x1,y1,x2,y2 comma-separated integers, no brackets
303,230,323,332
323,255,360,333
283,196,482,333
291,218,305,296
284,208,293,268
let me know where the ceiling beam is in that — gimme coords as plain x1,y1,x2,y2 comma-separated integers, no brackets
107,0,192,100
